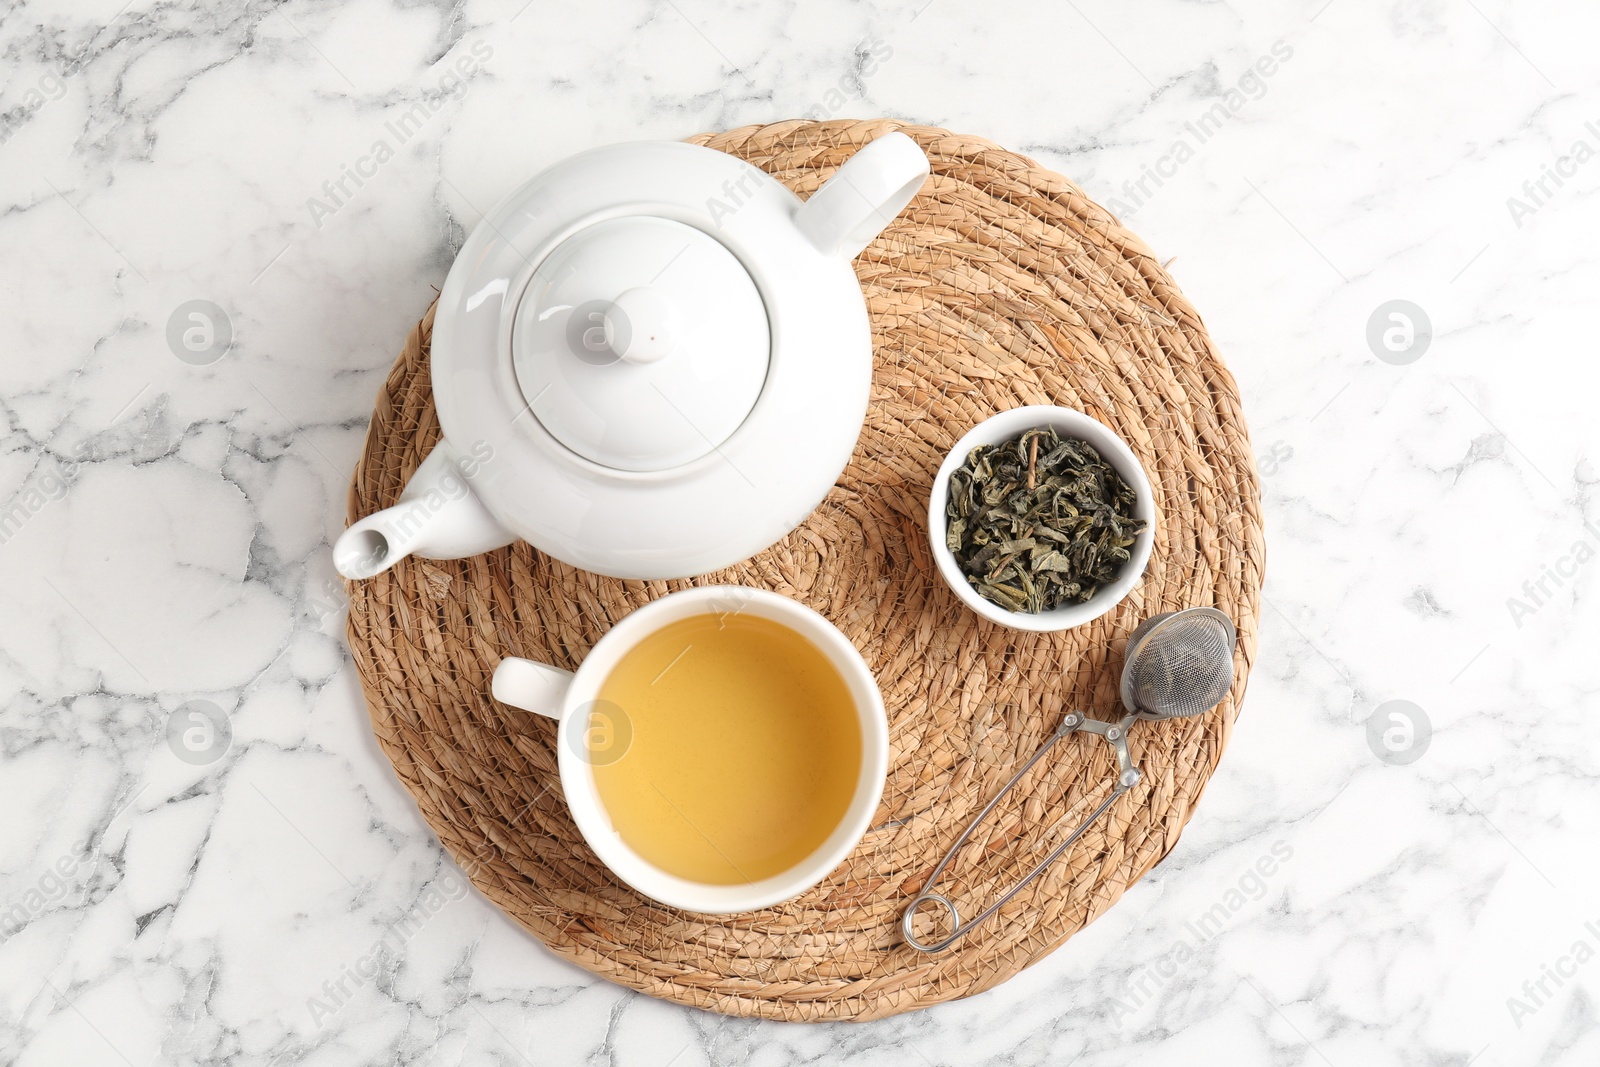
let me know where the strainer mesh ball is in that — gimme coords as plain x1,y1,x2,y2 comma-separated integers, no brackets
1123,609,1236,719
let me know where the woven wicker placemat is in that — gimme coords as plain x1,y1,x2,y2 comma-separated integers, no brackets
344,119,1263,1022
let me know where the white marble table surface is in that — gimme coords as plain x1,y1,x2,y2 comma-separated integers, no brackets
4,0,1599,1063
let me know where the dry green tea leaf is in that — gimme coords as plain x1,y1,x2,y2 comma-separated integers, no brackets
943,425,1146,614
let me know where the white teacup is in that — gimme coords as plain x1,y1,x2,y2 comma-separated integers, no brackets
491,586,888,913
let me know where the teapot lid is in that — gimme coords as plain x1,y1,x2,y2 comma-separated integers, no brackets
510,216,770,472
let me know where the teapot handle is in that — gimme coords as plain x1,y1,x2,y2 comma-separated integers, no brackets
795,131,929,260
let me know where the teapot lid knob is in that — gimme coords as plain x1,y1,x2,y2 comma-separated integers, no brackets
610,286,677,365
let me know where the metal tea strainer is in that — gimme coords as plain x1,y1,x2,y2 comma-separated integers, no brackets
902,607,1237,953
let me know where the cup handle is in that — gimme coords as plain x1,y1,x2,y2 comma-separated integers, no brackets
492,657,573,720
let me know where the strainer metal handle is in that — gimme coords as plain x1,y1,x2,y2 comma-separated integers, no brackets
901,710,1142,954
902,607,1237,953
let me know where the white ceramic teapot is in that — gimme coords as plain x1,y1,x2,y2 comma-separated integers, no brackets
334,132,930,581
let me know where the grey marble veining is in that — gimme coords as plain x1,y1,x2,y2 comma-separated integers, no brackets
3,0,1599,1064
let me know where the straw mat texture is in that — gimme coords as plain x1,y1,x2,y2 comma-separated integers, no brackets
344,120,1264,1021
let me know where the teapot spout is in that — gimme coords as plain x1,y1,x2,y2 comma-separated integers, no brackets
795,131,930,260
333,442,515,579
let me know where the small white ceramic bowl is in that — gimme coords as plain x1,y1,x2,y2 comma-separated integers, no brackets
928,405,1156,632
